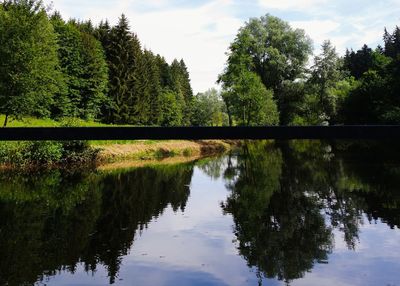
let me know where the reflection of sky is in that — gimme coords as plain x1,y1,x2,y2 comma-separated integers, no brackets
294,219,400,286
42,165,400,286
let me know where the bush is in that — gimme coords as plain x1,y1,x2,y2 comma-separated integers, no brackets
26,141,63,164
0,140,99,167
61,140,100,163
0,142,28,165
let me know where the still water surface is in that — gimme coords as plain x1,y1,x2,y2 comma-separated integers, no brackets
0,140,399,286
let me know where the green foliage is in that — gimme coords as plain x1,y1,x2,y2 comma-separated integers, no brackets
51,17,108,120
159,90,183,126
219,14,312,125
308,40,342,124
0,0,61,126
191,88,228,126
236,71,279,125
0,140,98,166
342,70,388,124
105,15,142,124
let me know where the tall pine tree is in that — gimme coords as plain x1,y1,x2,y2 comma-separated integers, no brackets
106,14,142,124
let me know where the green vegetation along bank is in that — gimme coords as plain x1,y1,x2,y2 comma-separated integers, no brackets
0,115,236,168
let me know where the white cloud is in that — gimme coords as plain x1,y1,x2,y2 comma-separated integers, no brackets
290,20,340,50
258,0,328,10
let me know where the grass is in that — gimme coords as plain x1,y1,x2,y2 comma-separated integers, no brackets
0,115,113,127
0,115,154,145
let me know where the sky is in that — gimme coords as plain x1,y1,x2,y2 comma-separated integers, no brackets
47,0,400,94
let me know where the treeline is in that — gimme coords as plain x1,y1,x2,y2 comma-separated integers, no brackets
0,0,193,127
219,14,400,126
2,1,399,127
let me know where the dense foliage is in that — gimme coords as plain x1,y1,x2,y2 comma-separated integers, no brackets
0,0,193,127
220,14,400,125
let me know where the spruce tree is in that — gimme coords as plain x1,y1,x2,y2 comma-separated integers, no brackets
133,50,151,125
79,31,108,120
155,55,173,90
143,50,163,125
106,14,142,124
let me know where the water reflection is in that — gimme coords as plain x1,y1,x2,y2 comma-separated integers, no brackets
0,165,193,285
219,140,400,284
0,141,399,285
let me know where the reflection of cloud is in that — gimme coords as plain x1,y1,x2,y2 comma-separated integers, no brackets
125,169,252,286
299,215,400,286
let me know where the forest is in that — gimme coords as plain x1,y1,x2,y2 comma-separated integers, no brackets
1,0,400,127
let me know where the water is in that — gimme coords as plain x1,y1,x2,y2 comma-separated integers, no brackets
0,140,399,286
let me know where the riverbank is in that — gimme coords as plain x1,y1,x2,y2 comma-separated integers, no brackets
0,139,237,170
95,140,236,170
0,116,238,169
95,140,233,162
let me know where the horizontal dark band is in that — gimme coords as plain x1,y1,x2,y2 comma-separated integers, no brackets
0,126,399,141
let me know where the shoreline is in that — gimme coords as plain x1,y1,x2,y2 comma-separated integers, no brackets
0,140,239,171
96,140,237,170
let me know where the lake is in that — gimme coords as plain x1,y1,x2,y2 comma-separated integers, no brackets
0,140,399,286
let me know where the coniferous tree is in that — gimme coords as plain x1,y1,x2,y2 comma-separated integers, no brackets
179,59,193,124
51,15,108,120
170,59,193,125
133,50,151,125
170,59,187,125
343,45,374,79
145,51,163,125
155,55,173,90
309,40,341,123
106,14,142,124
384,27,400,59
79,31,108,120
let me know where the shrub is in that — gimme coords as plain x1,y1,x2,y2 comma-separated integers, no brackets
26,141,63,164
0,140,99,167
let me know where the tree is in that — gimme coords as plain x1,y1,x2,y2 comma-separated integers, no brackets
191,88,227,126
229,70,279,126
170,59,193,125
159,90,183,126
309,40,341,123
51,15,108,120
0,0,60,126
342,70,387,124
106,14,142,124
344,45,375,79
78,31,108,120
219,14,312,125
384,26,400,59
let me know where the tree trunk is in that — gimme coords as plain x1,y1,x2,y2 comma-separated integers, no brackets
3,114,8,127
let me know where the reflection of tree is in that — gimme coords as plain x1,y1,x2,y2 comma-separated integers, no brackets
223,140,400,284
281,141,364,250
0,164,193,285
223,142,333,283
197,155,227,180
